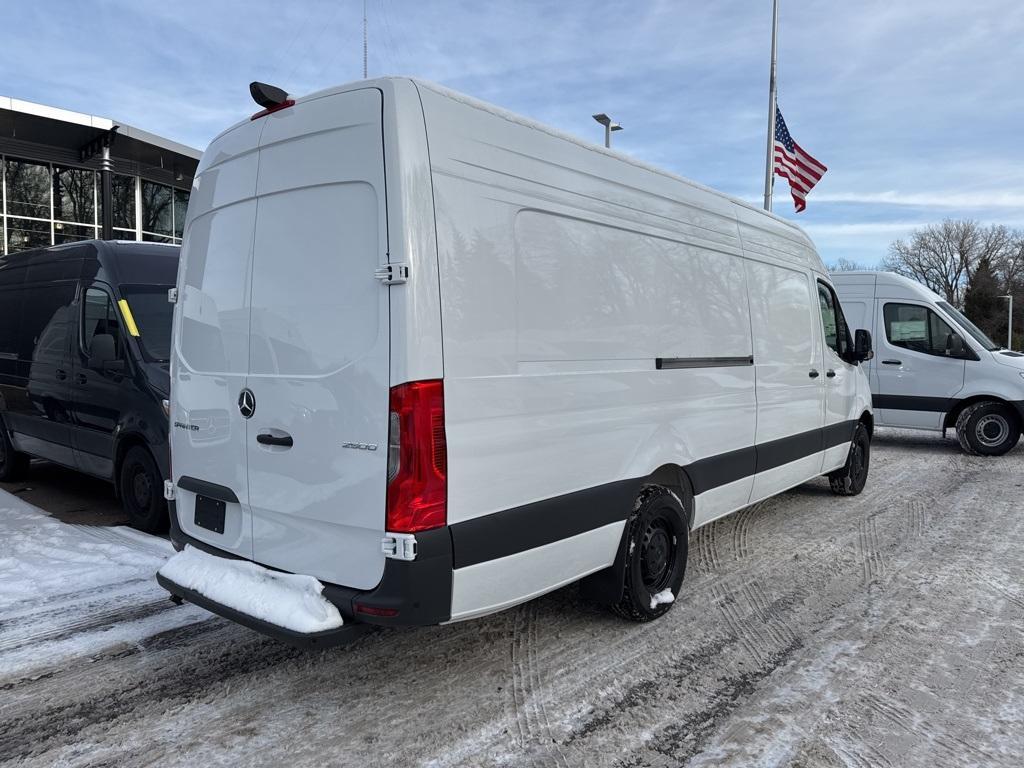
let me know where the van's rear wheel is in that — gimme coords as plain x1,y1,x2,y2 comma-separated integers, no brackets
956,401,1021,456
828,422,870,496
0,418,30,482
119,446,167,533
611,486,688,622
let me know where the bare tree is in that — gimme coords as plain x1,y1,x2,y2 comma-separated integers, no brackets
826,257,868,273
882,219,1019,307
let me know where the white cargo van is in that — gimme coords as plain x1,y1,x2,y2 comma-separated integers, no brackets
158,78,875,646
833,271,1024,455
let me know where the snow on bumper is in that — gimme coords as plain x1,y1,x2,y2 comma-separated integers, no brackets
158,545,344,634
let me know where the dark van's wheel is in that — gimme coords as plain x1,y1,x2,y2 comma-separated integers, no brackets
0,418,30,482
611,486,689,623
120,446,167,533
956,401,1022,456
829,422,870,496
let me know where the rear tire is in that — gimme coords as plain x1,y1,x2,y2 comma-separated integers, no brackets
119,446,168,533
829,422,870,496
956,401,1021,456
610,486,689,623
0,417,30,482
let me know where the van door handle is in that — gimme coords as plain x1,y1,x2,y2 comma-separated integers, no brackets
808,369,820,379
881,359,902,365
56,369,67,380
257,433,293,448
826,369,836,378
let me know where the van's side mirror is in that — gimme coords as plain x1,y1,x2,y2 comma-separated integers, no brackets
853,329,873,362
947,333,967,358
88,334,121,372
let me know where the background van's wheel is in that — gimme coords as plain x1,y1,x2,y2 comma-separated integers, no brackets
119,446,168,533
0,418,30,482
829,422,870,496
956,401,1021,456
611,486,688,622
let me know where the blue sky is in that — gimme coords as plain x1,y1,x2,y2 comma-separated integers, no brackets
5,0,1023,265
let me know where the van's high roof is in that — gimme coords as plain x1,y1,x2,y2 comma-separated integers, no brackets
0,239,179,287
211,76,816,252
830,270,946,303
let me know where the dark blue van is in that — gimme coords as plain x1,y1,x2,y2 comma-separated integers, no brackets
0,240,177,531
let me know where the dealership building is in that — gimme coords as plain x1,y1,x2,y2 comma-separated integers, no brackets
0,95,201,255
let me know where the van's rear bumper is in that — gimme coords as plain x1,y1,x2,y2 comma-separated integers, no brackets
164,500,453,633
156,570,372,649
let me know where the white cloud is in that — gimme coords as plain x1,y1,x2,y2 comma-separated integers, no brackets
811,191,1024,209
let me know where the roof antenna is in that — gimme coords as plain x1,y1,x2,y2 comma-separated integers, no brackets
363,0,368,79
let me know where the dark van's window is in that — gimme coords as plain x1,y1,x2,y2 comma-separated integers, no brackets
883,303,959,357
119,285,174,362
82,287,124,360
18,282,77,363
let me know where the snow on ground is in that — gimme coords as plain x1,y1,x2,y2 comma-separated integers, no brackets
1,429,1024,767
0,491,208,681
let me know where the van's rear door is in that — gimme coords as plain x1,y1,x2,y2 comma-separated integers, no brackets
173,119,263,560
246,89,390,590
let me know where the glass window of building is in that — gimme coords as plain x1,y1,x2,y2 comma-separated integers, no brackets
2,153,189,254
53,166,96,225
142,180,173,242
5,158,51,219
173,188,189,239
112,173,136,238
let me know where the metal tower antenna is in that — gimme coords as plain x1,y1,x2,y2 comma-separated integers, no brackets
363,0,368,79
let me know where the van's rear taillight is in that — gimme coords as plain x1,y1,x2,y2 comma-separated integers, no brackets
386,380,447,533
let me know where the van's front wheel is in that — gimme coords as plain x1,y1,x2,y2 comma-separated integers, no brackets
956,401,1022,456
119,446,167,533
828,422,870,496
611,486,688,622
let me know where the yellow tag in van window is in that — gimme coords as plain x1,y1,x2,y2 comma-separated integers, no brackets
117,299,141,337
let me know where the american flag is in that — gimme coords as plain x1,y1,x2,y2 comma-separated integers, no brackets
773,106,826,212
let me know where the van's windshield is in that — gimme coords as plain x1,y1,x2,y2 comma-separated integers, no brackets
119,285,174,362
937,301,1000,351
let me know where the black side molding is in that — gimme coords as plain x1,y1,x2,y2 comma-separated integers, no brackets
656,356,754,370
177,475,239,503
873,395,958,413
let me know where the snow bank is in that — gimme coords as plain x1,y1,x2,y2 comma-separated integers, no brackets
0,489,170,610
158,546,344,634
649,588,675,610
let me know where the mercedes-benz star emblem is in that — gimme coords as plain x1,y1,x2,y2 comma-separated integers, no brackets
238,388,256,419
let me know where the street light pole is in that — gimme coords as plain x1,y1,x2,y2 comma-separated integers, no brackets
1001,294,1014,350
592,113,623,148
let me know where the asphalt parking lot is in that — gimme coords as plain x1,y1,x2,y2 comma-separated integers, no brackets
1,428,1023,767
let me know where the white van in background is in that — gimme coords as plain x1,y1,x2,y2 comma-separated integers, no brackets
833,271,1024,455
158,77,874,646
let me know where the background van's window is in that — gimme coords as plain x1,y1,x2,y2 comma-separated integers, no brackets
119,285,174,362
18,283,76,362
883,303,958,357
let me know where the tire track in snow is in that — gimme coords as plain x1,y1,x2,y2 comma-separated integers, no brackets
857,515,886,584
509,602,569,767
0,597,177,652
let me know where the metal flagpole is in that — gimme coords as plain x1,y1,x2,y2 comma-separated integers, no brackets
763,0,779,212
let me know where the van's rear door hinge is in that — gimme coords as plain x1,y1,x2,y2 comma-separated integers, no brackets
382,532,417,561
375,263,409,285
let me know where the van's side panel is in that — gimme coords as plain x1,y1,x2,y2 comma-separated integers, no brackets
744,257,825,502
416,85,760,618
